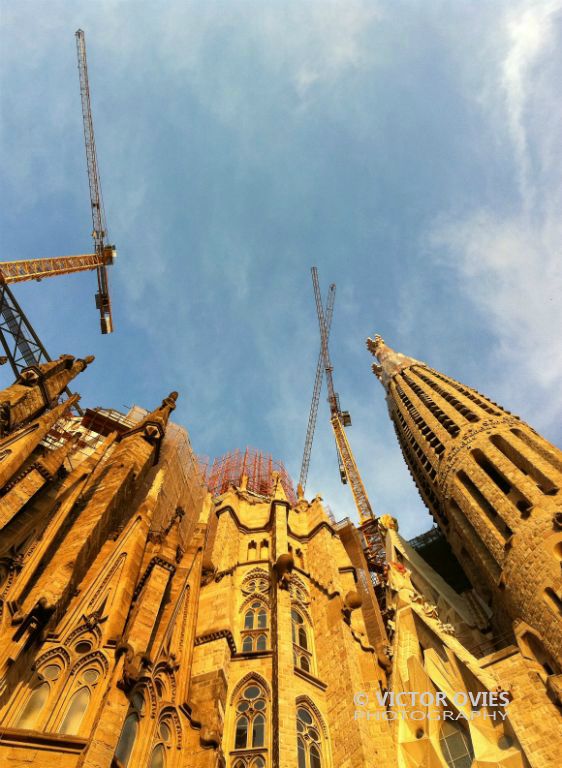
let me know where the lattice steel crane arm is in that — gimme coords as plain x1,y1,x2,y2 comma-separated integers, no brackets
75,29,114,334
299,282,336,491
0,249,115,285
330,412,374,523
312,266,337,410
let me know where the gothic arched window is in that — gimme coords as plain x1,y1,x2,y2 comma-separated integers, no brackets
13,657,65,731
233,683,267,752
256,634,267,651
114,689,145,767
148,742,166,768
57,665,102,735
244,602,267,629
242,636,254,653
439,720,474,768
58,686,90,734
241,601,269,653
292,609,313,672
297,706,323,768
15,682,49,730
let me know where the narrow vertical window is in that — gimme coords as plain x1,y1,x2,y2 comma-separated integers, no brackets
296,706,323,767
256,635,267,651
242,636,254,652
148,743,166,768
232,683,267,756
16,682,49,729
114,713,139,767
58,686,91,734
235,715,249,748
252,712,265,747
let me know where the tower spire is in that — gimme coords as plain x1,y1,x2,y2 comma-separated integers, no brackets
367,334,562,669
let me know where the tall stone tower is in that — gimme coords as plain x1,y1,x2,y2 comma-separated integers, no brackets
366,335,562,672
193,448,395,768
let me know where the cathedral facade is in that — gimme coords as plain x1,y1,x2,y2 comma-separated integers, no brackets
0,341,560,767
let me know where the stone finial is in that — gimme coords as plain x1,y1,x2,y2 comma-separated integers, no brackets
366,334,385,359
365,334,422,388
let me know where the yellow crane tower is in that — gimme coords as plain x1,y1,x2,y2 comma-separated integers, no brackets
310,267,386,578
0,29,115,383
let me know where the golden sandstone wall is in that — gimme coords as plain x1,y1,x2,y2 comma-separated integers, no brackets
0,346,560,768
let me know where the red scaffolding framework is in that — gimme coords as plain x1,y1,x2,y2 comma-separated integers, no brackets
204,447,297,505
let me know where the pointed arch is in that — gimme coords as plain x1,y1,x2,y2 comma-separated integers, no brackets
34,645,71,669
241,567,270,596
240,592,270,612
439,719,474,768
231,679,268,754
15,681,49,729
114,712,139,767
229,672,271,705
296,699,329,768
58,686,91,734
69,649,109,677
295,696,328,737
158,704,183,749
65,623,102,650
242,567,270,582
87,551,127,609
153,664,177,702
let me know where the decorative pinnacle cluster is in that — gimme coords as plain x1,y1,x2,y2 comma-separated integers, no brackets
366,334,385,358
366,334,385,380
365,334,422,386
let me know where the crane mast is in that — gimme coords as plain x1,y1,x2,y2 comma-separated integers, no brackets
299,281,335,492
75,29,114,334
311,267,386,581
0,30,114,417
312,267,372,522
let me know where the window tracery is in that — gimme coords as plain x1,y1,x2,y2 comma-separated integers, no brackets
232,682,268,762
12,649,104,736
241,600,269,653
56,657,104,735
240,571,270,653
114,688,145,767
292,609,313,673
241,569,270,597
296,705,323,768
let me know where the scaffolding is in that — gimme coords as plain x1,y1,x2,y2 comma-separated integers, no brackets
205,447,297,505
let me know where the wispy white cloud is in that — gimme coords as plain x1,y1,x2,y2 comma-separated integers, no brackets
2,0,561,542
501,0,561,210
427,0,562,440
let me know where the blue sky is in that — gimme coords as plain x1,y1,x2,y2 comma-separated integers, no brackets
1,0,561,537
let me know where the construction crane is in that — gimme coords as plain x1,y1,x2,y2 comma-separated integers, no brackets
299,281,335,493
75,28,114,335
311,267,386,581
311,267,372,520
0,29,114,383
